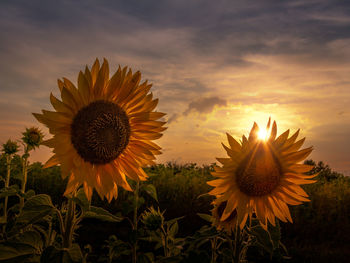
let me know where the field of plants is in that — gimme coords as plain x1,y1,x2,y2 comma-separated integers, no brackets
0,152,349,263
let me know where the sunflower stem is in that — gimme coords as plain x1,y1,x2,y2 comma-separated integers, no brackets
55,208,65,242
2,155,12,231
19,148,29,211
63,198,76,248
132,181,140,263
233,222,240,263
160,225,169,257
210,237,218,263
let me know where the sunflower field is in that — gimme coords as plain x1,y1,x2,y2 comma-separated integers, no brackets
0,154,349,262
0,60,349,263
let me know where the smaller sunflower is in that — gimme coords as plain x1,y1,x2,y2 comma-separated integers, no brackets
22,127,43,151
141,206,164,231
2,139,19,155
208,118,317,229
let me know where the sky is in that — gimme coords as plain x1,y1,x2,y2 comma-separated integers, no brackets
0,0,349,175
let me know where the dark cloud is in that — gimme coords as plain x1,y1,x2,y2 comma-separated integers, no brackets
167,113,180,124
167,96,227,124
184,96,227,116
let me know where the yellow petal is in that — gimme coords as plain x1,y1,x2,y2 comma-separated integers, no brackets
43,154,60,168
226,133,241,152
50,93,74,116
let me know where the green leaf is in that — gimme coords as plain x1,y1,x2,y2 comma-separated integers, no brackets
0,243,38,262
14,230,43,251
67,244,83,263
141,184,158,202
0,186,18,198
249,224,274,255
269,220,281,250
138,197,145,208
197,213,213,223
24,190,36,199
16,194,55,227
138,252,154,263
83,206,123,222
40,244,83,263
70,188,89,211
166,216,184,228
168,221,179,237
23,194,54,210
0,230,43,262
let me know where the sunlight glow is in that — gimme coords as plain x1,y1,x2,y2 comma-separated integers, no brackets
257,128,268,141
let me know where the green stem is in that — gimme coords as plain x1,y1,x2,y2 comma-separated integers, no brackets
160,226,168,257
210,237,218,263
19,150,29,210
63,198,76,248
233,222,240,263
132,181,140,263
3,155,11,222
55,208,65,242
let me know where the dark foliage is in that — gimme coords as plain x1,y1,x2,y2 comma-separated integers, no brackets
0,156,349,262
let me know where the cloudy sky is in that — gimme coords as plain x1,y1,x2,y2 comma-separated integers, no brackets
0,0,349,175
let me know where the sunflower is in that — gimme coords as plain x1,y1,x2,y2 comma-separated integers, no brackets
208,119,316,229
34,58,166,201
2,139,19,155
22,127,44,151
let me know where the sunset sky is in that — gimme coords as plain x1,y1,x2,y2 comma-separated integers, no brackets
0,0,349,175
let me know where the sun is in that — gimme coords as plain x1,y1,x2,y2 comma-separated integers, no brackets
257,128,268,141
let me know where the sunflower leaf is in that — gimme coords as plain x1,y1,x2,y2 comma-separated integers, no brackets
16,194,55,227
249,224,274,255
166,216,184,229
168,221,179,237
269,221,281,250
197,213,213,223
0,186,18,198
70,188,90,211
83,206,123,222
41,244,83,263
141,183,158,202
0,230,43,262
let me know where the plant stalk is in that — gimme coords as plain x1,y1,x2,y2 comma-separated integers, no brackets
233,222,240,263
3,155,12,222
19,149,29,210
161,225,169,257
210,237,218,263
63,198,76,248
132,181,140,263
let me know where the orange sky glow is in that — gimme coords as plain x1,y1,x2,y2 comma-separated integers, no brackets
0,0,349,175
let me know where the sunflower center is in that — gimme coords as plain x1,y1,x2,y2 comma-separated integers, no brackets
29,132,40,143
71,100,130,164
235,143,282,196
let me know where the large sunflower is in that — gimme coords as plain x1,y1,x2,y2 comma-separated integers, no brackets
208,119,316,229
34,59,166,201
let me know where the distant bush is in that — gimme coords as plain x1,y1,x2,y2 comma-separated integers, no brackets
283,160,350,262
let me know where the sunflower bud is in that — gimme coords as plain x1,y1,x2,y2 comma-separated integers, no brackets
141,207,164,231
2,139,19,155
22,127,43,150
